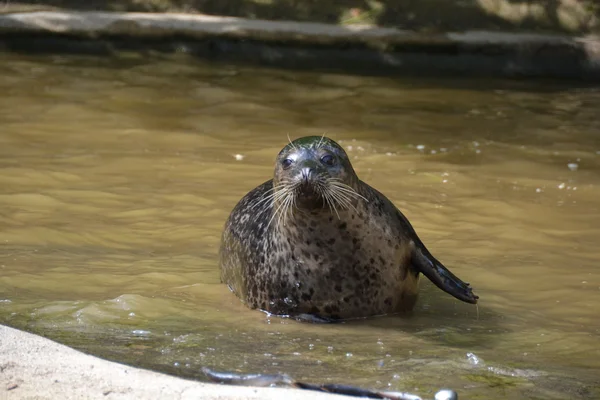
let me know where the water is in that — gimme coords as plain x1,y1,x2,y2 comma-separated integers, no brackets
1,53,599,399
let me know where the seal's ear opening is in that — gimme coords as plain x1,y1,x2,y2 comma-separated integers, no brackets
411,244,479,304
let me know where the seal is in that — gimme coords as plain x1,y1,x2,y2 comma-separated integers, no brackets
219,136,478,321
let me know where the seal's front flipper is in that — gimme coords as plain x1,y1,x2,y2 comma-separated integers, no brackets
412,244,478,304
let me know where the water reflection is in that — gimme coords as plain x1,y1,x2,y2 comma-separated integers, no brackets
1,53,599,399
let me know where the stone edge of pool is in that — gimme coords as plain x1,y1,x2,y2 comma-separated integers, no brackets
0,11,599,80
0,324,351,400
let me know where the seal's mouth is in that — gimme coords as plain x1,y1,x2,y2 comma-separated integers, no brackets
295,181,325,208
298,180,318,196
294,168,322,200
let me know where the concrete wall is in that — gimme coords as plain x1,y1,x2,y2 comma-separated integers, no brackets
1,11,599,81
2,0,599,34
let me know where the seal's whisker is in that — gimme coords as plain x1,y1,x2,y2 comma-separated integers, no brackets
269,190,285,212
330,189,352,206
268,198,287,230
327,178,363,191
328,184,360,196
321,188,334,214
327,179,368,203
323,190,341,219
251,192,278,210
250,186,275,201
328,189,365,212
327,189,358,214
250,182,291,210
331,198,341,219
314,177,335,214
291,192,299,214
334,188,358,205
281,191,295,227
276,191,286,227
326,180,355,216
287,192,296,218
324,179,362,213
316,133,326,149
271,180,302,228
267,185,296,230
287,134,297,150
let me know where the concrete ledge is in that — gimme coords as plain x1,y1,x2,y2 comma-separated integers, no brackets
0,11,585,44
0,11,599,79
0,324,348,400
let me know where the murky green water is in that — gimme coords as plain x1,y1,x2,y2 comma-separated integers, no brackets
1,53,599,399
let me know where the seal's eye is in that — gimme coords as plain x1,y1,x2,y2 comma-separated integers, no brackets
282,158,293,169
321,154,335,166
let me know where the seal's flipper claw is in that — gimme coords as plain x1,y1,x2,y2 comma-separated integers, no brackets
412,246,478,304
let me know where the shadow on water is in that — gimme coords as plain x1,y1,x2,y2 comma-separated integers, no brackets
1,32,596,81
2,51,597,92
46,51,600,92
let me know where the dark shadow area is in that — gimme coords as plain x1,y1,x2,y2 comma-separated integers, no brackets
3,0,600,34
375,0,600,33
1,31,597,82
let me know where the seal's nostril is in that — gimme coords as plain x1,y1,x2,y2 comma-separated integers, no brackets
301,167,312,183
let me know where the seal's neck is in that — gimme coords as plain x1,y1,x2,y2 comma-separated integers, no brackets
273,195,365,232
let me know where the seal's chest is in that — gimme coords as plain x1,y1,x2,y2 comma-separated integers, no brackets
282,212,394,273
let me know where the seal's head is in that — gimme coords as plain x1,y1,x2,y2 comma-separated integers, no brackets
272,136,363,215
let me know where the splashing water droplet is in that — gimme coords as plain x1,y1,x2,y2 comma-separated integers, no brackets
467,352,482,365
435,389,458,400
